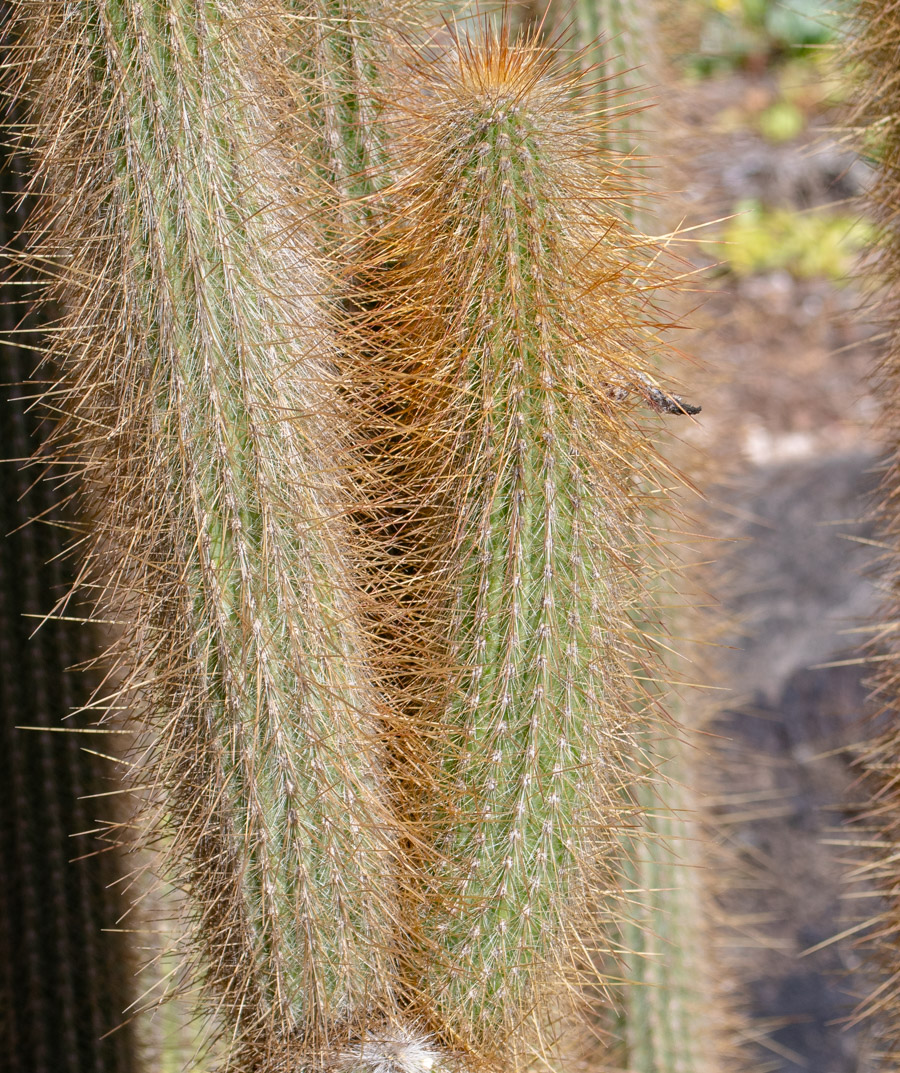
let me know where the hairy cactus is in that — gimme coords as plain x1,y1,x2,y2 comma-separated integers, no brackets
846,0,900,1058
535,0,660,163
352,30,689,1069
5,1,424,1068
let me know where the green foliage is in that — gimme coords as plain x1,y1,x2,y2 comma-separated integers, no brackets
764,0,836,47
685,0,837,76
757,98,805,141
706,199,874,279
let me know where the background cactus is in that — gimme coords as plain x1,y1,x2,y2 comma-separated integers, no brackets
612,722,725,1073
0,89,137,1073
533,0,661,213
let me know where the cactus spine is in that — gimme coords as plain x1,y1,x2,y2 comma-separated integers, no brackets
8,1,422,1067
357,31,678,1067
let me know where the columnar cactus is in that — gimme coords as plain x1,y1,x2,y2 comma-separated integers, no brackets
615,728,725,1073
287,0,398,218
353,30,685,1068
6,2,419,1068
535,0,661,169
847,1,900,1059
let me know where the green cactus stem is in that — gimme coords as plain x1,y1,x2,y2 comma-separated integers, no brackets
290,0,395,212
6,2,423,1067
356,29,682,1069
614,725,725,1073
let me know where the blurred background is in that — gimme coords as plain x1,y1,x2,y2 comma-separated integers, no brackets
639,3,881,1070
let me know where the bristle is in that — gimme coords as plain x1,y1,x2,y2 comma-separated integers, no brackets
6,0,415,1066
353,29,681,1068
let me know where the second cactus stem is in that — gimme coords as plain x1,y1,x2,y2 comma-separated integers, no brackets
355,30,681,1070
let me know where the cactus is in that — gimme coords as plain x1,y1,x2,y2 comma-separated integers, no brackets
530,6,728,1069
614,725,725,1073
6,1,425,1068
0,94,137,1071
286,0,399,221
534,0,661,167
352,29,689,1069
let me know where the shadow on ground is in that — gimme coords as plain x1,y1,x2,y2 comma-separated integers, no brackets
711,452,882,1072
